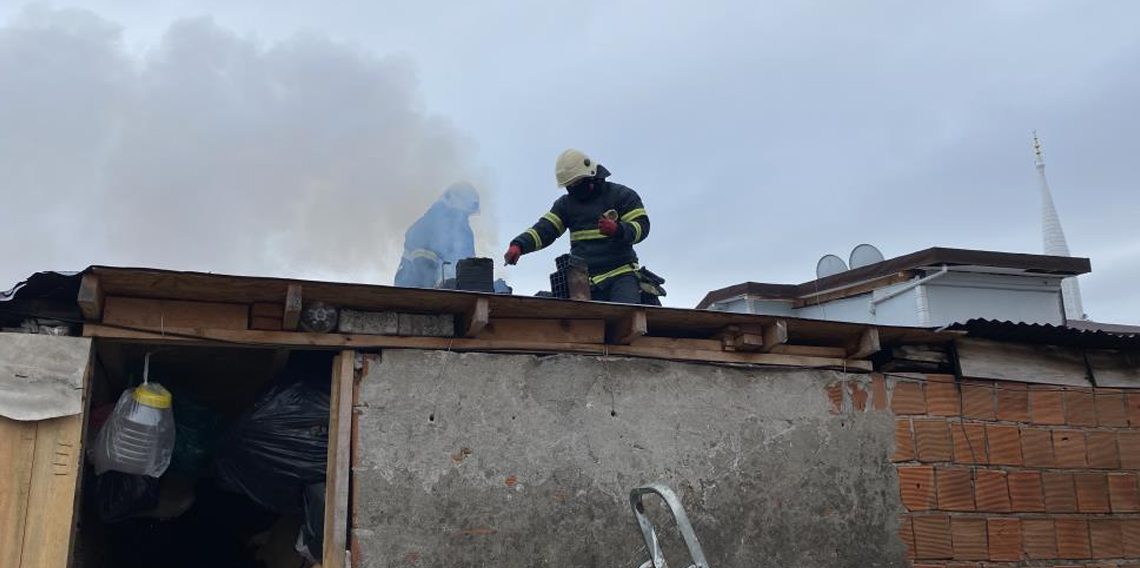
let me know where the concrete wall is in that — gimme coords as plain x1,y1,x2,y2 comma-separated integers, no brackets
352,350,907,568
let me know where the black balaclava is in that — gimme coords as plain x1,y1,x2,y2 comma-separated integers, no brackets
566,164,611,202
567,178,598,202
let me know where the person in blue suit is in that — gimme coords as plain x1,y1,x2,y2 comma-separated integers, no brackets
394,182,480,288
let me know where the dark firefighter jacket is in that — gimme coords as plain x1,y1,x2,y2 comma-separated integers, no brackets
510,180,650,284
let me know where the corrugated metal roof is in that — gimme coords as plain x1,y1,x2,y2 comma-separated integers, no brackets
948,318,1140,350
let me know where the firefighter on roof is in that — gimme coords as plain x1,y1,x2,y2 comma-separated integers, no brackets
504,149,662,304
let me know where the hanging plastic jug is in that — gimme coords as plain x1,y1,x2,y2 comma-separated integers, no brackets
91,382,176,477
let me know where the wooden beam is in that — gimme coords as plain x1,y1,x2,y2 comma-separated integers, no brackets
845,328,881,359
768,344,848,358
609,310,647,345
461,298,490,338
77,273,103,321
251,303,285,331
1085,349,1140,388
323,351,354,568
103,296,250,332
284,284,303,330
476,318,605,344
721,320,787,353
82,324,871,370
956,337,1089,386
793,271,914,308
614,337,872,371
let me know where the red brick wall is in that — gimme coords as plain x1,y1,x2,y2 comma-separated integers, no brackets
829,374,1140,568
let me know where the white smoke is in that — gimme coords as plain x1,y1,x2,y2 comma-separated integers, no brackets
0,6,490,286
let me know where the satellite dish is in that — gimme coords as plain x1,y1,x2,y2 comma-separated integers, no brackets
816,254,849,279
849,244,885,269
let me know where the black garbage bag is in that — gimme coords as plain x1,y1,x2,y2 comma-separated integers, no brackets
213,380,330,512
298,482,326,562
97,471,161,523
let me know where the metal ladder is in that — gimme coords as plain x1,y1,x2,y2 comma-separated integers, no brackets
628,484,710,568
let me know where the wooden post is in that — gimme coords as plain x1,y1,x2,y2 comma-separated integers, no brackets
284,284,303,330
846,328,882,359
77,273,103,321
323,351,354,568
609,310,647,345
763,320,789,351
567,264,590,301
462,298,490,338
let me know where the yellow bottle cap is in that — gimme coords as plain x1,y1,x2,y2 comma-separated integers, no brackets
132,384,172,409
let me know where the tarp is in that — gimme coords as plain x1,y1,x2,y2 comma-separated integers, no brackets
0,333,91,420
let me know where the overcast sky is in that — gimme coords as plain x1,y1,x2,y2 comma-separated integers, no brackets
1,1,1137,322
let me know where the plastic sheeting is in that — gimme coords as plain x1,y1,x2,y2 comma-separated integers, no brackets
0,333,91,420
213,380,330,512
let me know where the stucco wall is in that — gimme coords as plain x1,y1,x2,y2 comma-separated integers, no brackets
352,350,906,568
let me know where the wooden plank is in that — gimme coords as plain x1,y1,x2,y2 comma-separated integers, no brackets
475,319,605,344
768,344,848,358
284,285,303,330
647,335,845,359
0,417,37,568
956,337,1090,386
251,302,285,318
890,344,951,364
350,357,370,565
1086,349,1140,388
632,336,723,351
609,310,647,345
323,351,354,568
18,353,90,568
251,316,284,331
76,273,103,321
82,324,869,370
251,303,284,329
846,328,882,359
608,340,872,371
103,296,249,332
724,332,766,352
461,298,490,338
793,272,914,308
722,320,786,353
19,414,86,568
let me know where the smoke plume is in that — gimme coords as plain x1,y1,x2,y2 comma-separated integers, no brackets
0,6,489,286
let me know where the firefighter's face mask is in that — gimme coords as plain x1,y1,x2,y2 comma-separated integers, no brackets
567,178,595,201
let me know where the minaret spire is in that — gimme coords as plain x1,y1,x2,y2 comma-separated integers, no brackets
1033,132,1086,321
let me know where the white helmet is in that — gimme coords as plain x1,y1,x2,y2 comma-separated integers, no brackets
555,148,598,188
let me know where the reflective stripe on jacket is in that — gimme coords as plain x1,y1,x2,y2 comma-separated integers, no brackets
510,181,650,279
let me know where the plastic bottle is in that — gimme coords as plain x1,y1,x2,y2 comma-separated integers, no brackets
92,383,176,477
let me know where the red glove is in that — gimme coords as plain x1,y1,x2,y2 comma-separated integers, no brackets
504,244,522,265
598,217,620,237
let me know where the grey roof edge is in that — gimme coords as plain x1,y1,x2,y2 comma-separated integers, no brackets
698,247,1092,309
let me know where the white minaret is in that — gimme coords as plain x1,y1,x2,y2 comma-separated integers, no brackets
1034,132,1086,321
